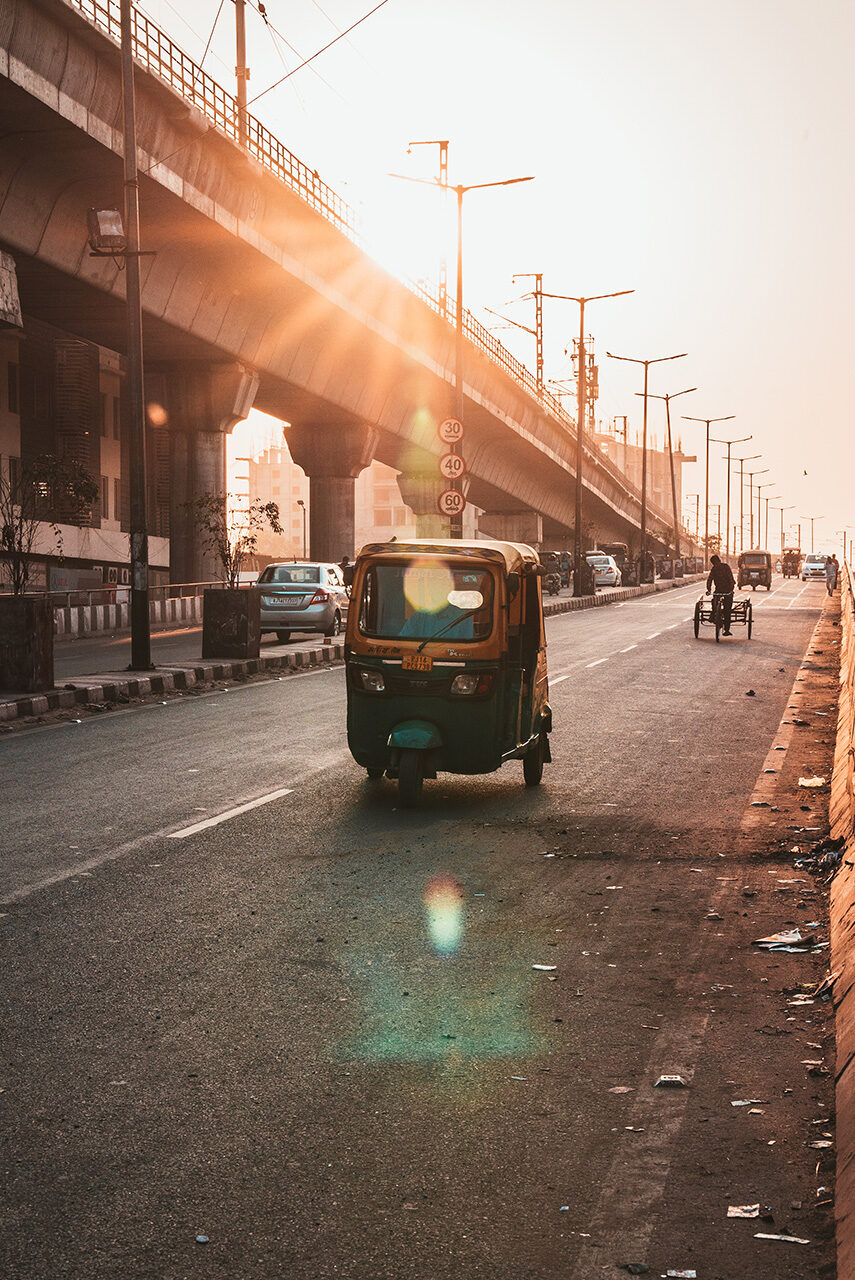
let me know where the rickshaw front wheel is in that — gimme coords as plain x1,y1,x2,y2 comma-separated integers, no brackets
398,750,424,807
523,731,546,787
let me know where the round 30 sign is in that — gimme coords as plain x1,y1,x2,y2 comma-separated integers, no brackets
437,418,464,445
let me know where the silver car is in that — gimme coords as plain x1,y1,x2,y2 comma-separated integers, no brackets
257,562,349,641
801,553,828,581
586,554,622,587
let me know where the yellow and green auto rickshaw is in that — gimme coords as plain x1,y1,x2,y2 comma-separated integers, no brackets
345,540,552,806
737,549,773,590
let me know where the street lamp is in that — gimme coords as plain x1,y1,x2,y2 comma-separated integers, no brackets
744,467,769,547
756,481,775,546
685,493,701,544
390,167,535,538
681,415,735,568
407,139,449,315
711,433,751,558
608,347,686,582
800,514,824,553
731,454,760,552
772,504,795,556
536,290,634,595
761,493,780,549
296,498,307,559
635,387,696,563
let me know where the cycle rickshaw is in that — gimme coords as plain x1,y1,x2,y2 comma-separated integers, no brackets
693,591,753,642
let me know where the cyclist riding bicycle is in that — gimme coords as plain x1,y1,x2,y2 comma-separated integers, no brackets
706,553,736,636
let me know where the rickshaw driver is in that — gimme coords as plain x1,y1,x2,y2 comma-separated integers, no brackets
707,553,736,635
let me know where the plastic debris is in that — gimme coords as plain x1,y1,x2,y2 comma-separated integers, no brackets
609,1086,634,1093
665,1271,697,1278
753,929,817,951
754,1233,810,1244
195,1235,209,1244
728,1204,760,1217
732,1099,766,1107
746,689,756,696
798,776,827,788
809,1140,833,1148
532,964,557,971
654,1074,688,1088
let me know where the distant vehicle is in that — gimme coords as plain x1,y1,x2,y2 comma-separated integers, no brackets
586,553,622,588
256,561,349,641
782,547,801,578
801,553,828,581
737,550,772,591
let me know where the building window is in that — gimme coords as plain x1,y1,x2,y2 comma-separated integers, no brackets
114,477,121,521
7,362,19,415
374,508,392,526
100,393,108,437
112,395,121,440
101,475,109,519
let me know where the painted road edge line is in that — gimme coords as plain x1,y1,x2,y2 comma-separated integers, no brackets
168,788,294,839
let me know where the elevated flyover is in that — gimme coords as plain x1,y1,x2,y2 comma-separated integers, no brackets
0,0,686,574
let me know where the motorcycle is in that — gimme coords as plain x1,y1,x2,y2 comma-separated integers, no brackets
545,571,562,596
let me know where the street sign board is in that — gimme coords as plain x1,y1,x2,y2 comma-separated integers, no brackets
437,488,466,517
439,452,466,480
438,418,464,444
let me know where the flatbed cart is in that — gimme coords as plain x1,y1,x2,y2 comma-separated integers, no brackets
693,591,752,642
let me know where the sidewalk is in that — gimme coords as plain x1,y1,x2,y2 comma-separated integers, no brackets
0,574,704,725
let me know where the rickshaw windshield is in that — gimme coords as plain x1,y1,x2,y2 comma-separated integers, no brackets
741,554,768,566
358,561,495,642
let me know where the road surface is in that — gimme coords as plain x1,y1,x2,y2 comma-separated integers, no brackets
1,578,836,1279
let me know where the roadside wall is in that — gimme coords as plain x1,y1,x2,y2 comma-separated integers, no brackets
831,563,855,1277
54,595,202,637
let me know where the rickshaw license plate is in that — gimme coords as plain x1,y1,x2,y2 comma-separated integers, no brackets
402,654,433,672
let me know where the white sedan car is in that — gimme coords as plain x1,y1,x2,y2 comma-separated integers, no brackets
586,554,622,587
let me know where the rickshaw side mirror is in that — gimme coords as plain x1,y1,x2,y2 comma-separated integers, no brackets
507,572,521,600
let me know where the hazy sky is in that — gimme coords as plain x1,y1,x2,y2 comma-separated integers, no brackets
143,0,854,551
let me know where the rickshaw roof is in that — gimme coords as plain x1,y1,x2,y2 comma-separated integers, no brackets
740,548,771,559
356,539,540,574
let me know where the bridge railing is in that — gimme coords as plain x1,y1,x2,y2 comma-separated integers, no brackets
67,0,672,529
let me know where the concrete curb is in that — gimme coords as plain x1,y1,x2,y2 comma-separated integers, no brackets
831,564,855,1277
0,573,706,724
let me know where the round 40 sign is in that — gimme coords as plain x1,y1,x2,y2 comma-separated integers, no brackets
437,488,466,517
439,452,466,480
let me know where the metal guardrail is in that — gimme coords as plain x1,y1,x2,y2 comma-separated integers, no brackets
0,580,224,608
65,0,674,529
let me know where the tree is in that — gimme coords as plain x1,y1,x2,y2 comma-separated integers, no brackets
184,492,284,588
0,454,99,594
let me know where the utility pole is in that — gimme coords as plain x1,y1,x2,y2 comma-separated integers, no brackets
681,415,735,568
731,453,760,552
772,504,794,556
407,140,449,316
484,272,544,393
538,290,634,595
607,347,685,582
762,492,780,548
686,493,701,545
120,0,151,670
638,388,696,563
757,481,775,546
235,0,249,147
710,433,751,558
744,467,768,548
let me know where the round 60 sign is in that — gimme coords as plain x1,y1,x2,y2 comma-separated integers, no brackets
439,452,466,480
437,417,464,444
437,488,466,517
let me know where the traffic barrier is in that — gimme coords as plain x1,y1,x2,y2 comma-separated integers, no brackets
831,563,855,1277
54,594,203,637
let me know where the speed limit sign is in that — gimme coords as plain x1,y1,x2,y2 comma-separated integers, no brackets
439,452,466,480
437,488,466,517
438,417,464,445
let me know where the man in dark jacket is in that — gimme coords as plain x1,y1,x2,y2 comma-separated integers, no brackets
706,553,736,634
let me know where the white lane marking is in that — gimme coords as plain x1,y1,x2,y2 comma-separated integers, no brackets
787,583,810,609
167,788,294,839
620,645,638,653
550,674,571,686
666,623,679,629
586,658,608,668
647,632,661,639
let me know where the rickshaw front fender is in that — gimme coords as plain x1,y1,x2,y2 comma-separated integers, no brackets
387,720,444,751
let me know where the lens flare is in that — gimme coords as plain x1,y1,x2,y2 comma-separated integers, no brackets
404,560,454,616
424,873,464,954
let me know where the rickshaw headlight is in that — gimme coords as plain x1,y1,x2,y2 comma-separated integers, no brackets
359,669,385,693
451,672,493,696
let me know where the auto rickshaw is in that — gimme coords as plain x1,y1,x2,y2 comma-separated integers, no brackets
345,540,552,806
737,549,772,590
782,547,801,579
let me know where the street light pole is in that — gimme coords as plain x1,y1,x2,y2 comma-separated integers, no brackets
731,453,760,552
744,467,769,547
686,494,701,545
533,290,634,595
407,139,449,316
756,481,775,546
800,515,824,553
389,169,535,539
608,348,686,582
120,0,151,671
762,493,780,548
235,0,249,147
772,504,794,556
296,498,307,559
710,434,751,558
638,387,696,562
681,415,735,568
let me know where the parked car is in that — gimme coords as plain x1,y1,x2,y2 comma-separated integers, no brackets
801,553,828,581
586,553,622,587
256,562,349,641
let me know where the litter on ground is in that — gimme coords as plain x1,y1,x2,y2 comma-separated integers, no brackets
654,1074,688,1088
727,1204,760,1217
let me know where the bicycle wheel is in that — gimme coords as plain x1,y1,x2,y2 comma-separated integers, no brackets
713,599,721,642
747,603,753,639
693,602,700,638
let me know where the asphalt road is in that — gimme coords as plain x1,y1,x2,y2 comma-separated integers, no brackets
1,578,837,1279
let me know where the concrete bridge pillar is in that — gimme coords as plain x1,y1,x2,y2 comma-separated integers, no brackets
478,510,543,547
284,422,378,562
148,364,259,583
395,473,451,540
